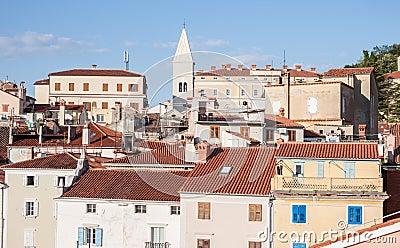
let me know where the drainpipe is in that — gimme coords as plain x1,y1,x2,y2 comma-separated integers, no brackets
268,193,275,248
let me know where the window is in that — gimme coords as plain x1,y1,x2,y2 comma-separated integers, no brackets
198,202,210,220
117,83,123,92
294,163,304,176
210,126,220,138
101,102,108,109
292,243,306,248
68,102,74,105
197,239,210,248
25,175,36,186
171,206,180,215
249,204,262,221
348,206,362,224
249,241,262,248
151,227,165,244
83,82,89,91
267,130,274,141
213,89,217,96
86,204,96,213
292,205,306,223
183,82,187,92
288,130,296,141
24,201,36,216
69,83,74,91
83,102,92,111
56,176,65,187
102,83,108,91
344,162,355,178
253,89,258,96
78,227,103,246
2,104,9,112
130,102,139,110
135,205,146,213
319,129,324,134
317,162,324,178
241,89,246,96
55,82,61,91
200,77,205,80
129,84,138,92
213,77,218,80
240,127,250,138
219,166,232,175
96,114,105,122
226,89,231,96
179,82,182,92
24,229,35,247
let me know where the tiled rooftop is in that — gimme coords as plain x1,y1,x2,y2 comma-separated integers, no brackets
181,146,276,195
323,67,374,77
62,169,191,201
33,79,50,85
276,142,379,159
385,70,400,80
49,69,143,77
1,153,79,169
265,115,304,128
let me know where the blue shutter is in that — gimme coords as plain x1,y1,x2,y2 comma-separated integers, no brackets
78,227,84,245
96,228,103,246
299,205,306,223
344,163,355,178
292,205,299,223
317,162,324,177
292,243,306,248
348,206,362,224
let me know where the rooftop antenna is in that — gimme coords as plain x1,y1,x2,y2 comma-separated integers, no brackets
124,50,129,71
283,49,286,67
183,19,186,29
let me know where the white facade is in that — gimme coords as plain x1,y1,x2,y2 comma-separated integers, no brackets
180,193,272,248
55,198,181,248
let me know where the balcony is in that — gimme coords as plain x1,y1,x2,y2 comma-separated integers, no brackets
271,176,383,192
145,242,170,248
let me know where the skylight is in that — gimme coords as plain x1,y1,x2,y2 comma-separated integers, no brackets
219,166,232,175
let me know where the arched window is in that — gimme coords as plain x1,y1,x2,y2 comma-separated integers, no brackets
178,82,182,92
183,82,187,92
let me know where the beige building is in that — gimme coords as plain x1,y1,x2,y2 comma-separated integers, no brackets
1,152,88,248
34,66,148,124
271,142,387,248
0,82,33,120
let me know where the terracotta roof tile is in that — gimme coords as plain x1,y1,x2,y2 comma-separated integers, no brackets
384,71,400,80
8,138,39,147
310,217,400,248
33,79,49,85
62,169,191,201
0,127,9,163
276,142,379,159
225,131,261,143
49,69,143,77
323,67,374,77
181,146,276,195
304,129,325,138
107,143,193,165
1,153,78,169
265,115,304,128
196,68,251,77
67,122,122,148
288,69,320,78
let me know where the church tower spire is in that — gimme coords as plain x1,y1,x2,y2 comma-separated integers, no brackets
172,27,194,112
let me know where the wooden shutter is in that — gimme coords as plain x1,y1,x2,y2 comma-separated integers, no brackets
96,228,103,246
78,227,85,245
317,162,324,178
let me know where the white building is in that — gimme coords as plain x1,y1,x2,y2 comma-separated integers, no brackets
34,66,148,124
55,169,190,248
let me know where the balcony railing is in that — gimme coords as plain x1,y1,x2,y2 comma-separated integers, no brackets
271,176,383,192
145,242,170,248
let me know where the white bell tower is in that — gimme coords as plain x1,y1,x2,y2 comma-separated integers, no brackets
172,27,194,112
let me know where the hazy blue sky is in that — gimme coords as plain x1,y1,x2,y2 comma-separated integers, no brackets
1,0,399,105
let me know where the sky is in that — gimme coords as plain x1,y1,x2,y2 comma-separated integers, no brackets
1,0,400,106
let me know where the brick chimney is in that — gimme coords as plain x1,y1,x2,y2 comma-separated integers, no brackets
238,64,243,70
310,67,316,72
358,124,366,140
295,64,302,71
226,64,232,70
211,65,216,71
266,64,272,70
195,141,211,163
251,64,257,70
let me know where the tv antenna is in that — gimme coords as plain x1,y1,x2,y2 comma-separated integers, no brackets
124,50,129,71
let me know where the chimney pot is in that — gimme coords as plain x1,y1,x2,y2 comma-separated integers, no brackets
251,64,257,70
295,64,302,71
221,64,226,69
211,65,216,71
279,107,285,117
92,64,97,69
283,65,288,70
310,67,316,72
226,64,231,70
238,64,243,70
266,64,272,70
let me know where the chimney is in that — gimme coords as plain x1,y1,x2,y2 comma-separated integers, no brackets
18,81,26,101
221,64,226,69
92,64,97,69
276,138,284,148
77,148,88,172
310,67,316,72
238,64,243,70
283,65,288,71
279,107,285,117
386,134,396,163
38,125,43,144
195,141,211,163
184,133,198,162
251,64,257,70
226,64,231,70
295,64,302,71
8,126,13,145
82,124,90,146
266,64,272,70
211,65,216,71
59,100,66,126
358,124,366,140
198,70,204,73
